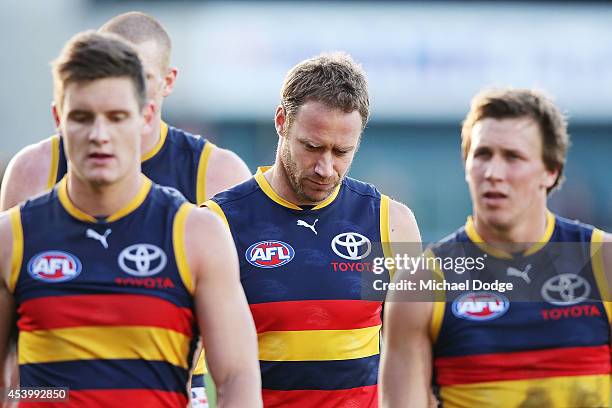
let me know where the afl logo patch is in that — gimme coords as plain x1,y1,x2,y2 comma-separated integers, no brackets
452,292,509,321
118,244,167,277
246,241,295,268
27,251,82,283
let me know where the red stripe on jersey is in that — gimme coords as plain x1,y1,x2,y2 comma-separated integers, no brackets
435,345,611,385
18,389,188,408
250,300,382,332
18,294,194,336
262,385,378,408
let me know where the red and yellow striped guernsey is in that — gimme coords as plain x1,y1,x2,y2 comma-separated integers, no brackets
205,168,392,407
10,176,199,407
429,213,611,407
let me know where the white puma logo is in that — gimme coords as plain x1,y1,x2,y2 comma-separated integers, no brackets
86,228,112,249
297,219,318,235
507,264,532,284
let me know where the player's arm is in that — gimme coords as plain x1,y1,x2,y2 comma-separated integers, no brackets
204,147,251,198
184,207,262,408
1,139,54,211
0,212,17,390
380,201,433,407
601,232,612,349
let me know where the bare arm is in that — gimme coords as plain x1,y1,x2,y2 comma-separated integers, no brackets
185,207,261,408
380,201,433,408
0,212,16,391
1,138,54,211
204,147,251,198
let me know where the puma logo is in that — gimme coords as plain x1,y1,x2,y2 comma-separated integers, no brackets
297,219,318,235
507,264,532,284
86,228,112,249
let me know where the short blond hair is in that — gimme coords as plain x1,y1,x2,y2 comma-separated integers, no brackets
100,11,171,72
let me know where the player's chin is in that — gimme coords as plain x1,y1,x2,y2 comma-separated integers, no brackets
303,187,335,203
82,170,120,187
481,210,514,230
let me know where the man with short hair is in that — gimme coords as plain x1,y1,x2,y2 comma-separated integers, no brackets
0,30,261,408
380,88,612,407
205,52,421,407
0,11,251,211
0,12,251,405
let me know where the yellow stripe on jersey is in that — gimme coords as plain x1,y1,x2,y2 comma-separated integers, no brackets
57,178,96,223
19,326,192,368
258,325,381,362
8,207,23,294
379,194,394,280
46,135,60,190
591,229,611,322
141,121,168,162
58,176,152,224
425,248,446,343
193,352,207,375
196,142,215,205
254,167,302,210
312,183,341,210
440,374,610,408
106,177,152,223
524,210,556,256
173,203,196,295
465,211,556,259
203,200,230,230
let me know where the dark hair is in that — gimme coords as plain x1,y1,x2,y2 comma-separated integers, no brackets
281,52,370,130
461,88,570,193
52,31,146,112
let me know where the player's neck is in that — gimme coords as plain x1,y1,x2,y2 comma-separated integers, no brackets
266,164,300,205
66,170,144,219
473,206,549,252
141,112,163,158
266,163,317,206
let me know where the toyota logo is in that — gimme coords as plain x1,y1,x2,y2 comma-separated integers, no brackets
118,244,167,277
331,232,372,260
541,273,591,306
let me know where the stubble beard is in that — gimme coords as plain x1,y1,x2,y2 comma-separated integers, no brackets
279,140,312,202
279,140,342,204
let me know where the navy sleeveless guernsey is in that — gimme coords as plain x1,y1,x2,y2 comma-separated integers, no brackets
205,167,394,408
429,212,610,407
8,176,199,407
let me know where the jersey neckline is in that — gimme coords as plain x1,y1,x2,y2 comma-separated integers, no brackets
254,166,341,211
57,175,152,224
464,210,556,259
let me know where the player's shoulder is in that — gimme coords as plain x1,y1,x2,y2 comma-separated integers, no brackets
5,135,56,182
427,225,468,256
552,213,598,237
149,182,189,209
0,208,15,285
342,176,381,199
165,124,207,152
1,136,58,210
209,177,259,207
